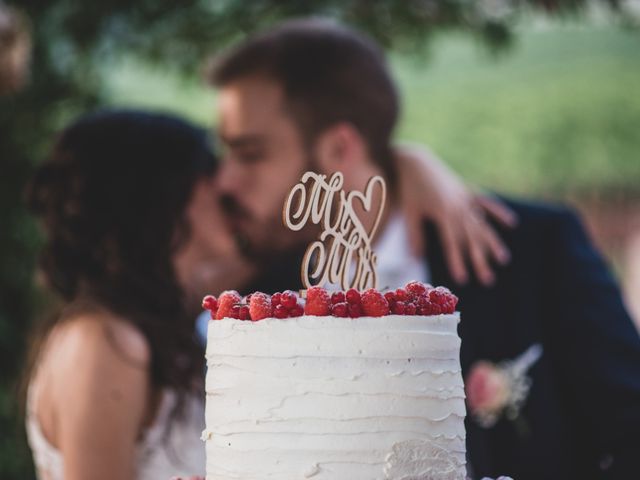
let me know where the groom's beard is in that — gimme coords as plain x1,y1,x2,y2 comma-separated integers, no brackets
219,159,320,264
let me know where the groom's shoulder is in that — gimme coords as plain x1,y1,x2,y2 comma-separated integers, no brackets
499,195,578,223
498,195,586,238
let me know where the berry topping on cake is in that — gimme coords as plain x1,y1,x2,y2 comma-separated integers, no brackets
345,288,361,305
304,287,331,316
238,305,251,321
230,304,242,319
391,301,406,315
202,295,217,312
249,292,273,321
348,303,363,318
394,288,409,302
216,290,242,320
428,286,458,314
404,302,417,315
281,290,298,309
290,302,304,317
271,292,282,307
384,291,396,307
331,291,346,305
331,302,349,317
405,281,430,298
204,282,457,322
361,288,390,317
274,304,289,318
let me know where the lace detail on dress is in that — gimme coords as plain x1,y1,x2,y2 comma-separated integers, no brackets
26,384,205,480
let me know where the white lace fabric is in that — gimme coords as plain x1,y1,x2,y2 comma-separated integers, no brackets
26,383,205,480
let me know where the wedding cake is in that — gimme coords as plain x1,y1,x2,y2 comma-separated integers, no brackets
201,283,466,480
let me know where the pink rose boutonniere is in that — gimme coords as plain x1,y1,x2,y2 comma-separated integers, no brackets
465,344,543,428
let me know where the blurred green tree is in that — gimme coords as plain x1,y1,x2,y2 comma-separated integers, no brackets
0,0,630,477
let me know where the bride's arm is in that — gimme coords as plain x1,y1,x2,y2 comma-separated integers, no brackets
49,315,151,480
395,143,517,286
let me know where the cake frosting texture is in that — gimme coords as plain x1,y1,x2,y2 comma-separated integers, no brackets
204,314,466,479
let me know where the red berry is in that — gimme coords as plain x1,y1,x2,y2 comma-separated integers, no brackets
230,304,242,319
274,304,289,318
238,305,250,320
216,290,242,319
271,292,282,307
305,286,331,316
405,302,417,315
361,288,390,317
289,302,304,317
281,290,298,309
395,288,409,302
331,302,349,317
391,301,406,315
331,291,346,304
414,294,435,315
428,286,458,314
384,291,396,306
405,281,429,298
428,287,447,304
202,295,217,312
249,292,272,321
349,303,363,318
345,288,361,305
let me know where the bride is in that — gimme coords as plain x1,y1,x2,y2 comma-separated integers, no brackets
24,109,513,479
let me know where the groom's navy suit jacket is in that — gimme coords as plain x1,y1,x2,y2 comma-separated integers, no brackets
248,198,640,479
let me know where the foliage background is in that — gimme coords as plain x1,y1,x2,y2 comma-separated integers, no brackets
1,1,639,478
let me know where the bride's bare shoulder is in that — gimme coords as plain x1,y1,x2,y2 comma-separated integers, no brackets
43,309,151,377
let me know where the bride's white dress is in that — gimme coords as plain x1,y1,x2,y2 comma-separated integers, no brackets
26,385,205,480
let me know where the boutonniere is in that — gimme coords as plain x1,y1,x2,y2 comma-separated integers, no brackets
465,343,543,429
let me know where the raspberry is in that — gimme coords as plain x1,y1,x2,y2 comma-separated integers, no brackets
349,303,363,318
202,295,217,312
405,281,430,299
238,305,250,320
384,291,396,307
331,291,346,305
289,302,304,317
274,304,289,318
428,286,458,314
230,304,242,319
281,290,298,309
345,288,361,305
361,288,390,317
249,292,272,321
405,302,417,315
331,302,349,317
431,303,443,315
216,290,242,319
271,292,282,307
394,288,409,302
304,286,331,316
414,294,437,315
391,301,406,315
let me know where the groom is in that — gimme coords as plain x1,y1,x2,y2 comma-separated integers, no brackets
208,19,640,479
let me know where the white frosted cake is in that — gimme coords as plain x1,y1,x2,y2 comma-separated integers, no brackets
202,308,466,479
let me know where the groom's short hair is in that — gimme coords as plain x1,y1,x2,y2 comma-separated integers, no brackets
208,18,399,180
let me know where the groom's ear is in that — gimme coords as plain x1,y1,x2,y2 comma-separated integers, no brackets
313,122,368,175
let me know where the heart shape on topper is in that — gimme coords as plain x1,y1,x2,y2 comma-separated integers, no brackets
347,175,387,246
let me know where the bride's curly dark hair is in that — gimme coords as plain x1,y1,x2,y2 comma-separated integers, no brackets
25,110,217,411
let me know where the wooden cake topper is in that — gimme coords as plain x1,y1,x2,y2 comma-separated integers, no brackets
283,171,386,291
